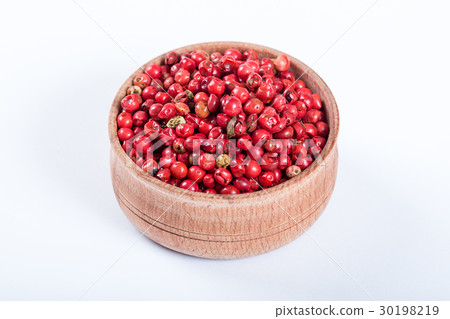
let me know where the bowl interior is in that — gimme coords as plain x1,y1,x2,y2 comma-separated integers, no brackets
109,41,339,202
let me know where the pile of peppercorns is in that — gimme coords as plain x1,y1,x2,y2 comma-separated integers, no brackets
117,48,329,194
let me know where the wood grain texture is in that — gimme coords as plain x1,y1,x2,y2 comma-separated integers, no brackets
108,42,339,259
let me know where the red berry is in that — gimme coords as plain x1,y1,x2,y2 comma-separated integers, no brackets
272,95,287,112
220,185,240,195
144,119,161,139
273,169,282,182
175,123,195,138
224,48,243,61
311,93,322,109
187,166,206,182
148,103,162,118
274,54,290,72
180,179,199,192
304,109,325,124
245,160,261,179
132,111,148,127
142,86,158,100
316,121,329,137
243,98,264,114
297,155,313,170
174,102,190,116
159,128,176,146
208,94,220,113
237,61,259,81
170,161,188,179
145,64,162,79
237,134,253,151
191,50,208,66
195,101,210,119
177,152,189,165
172,138,187,154
258,108,286,133
167,179,181,187
185,113,201,128
278,153,292,170
216,114,231,128
167,83,183,97
133,135,152,155
211,52,223,64
203,173,215,188
214,168,232,185
286,165,301,178
261,152,279,171
159,150,176,168
243,49,258,61
274,126,294,139
158,103,176,119
231,86,250,103
184,133,205,152
117,112,133,128
121,94,140,113
222,96,242,116
312,136,327,149
180,58,196,72
293,101,308,119
255,80,276,104
198,153,216,171
154,92,170,104
246,73,262,92
164,52,179,66
230,158,246,177
133,73,151,89
304,123,318,138
233,177,251,192
136,156,144,168
264,139,283,153
198,60,214,76
198,120,215,136
117,128,134,141
175,69,190,85
207,77,225,95
252,129,272,145
194,92,209,103
156,168,171,182
259,171,276,187
142,159,159,175
280,70,295,82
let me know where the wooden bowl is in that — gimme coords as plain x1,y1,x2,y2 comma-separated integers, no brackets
108,42,339,259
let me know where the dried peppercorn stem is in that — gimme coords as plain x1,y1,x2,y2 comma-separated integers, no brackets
216,154,231,168
166,116,186,128
185,90,194,101
226,115,237,138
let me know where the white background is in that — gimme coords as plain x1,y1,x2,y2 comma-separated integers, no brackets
1,0,449,300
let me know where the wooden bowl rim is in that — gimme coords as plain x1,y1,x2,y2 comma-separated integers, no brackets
109,41,339,203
